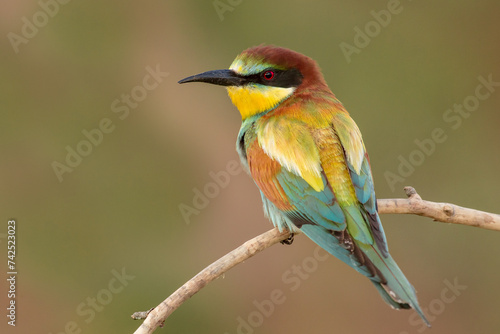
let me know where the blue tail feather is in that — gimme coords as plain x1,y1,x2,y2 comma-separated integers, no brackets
300,224,430,327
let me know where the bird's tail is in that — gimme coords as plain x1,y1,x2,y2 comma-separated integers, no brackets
361,243,430,327
300,224,429,327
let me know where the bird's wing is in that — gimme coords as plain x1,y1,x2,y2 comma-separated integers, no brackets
248,116,343,229
255,111,386,247
254,109,385,244
249,113,383,278
332,112,389,256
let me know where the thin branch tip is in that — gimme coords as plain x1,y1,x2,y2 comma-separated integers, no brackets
131,308,154,320
403,186,421,200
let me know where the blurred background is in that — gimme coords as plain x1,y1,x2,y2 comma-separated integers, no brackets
2,1,500,333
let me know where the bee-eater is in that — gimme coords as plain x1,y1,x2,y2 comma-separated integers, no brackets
179,45,429,326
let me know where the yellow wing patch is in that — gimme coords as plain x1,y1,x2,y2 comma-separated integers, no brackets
256,117,324,192
313,127,357,205
332,112,365,174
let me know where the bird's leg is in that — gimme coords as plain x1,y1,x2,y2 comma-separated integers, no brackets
280,233,295,245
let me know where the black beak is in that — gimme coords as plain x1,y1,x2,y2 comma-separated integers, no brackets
178,69,245,86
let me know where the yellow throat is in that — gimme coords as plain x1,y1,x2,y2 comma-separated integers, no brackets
226,85,295,120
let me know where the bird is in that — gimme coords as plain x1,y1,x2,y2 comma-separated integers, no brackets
178,45,429,326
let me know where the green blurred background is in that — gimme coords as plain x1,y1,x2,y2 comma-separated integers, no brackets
2,1,500,333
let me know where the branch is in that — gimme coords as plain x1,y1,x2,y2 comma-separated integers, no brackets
378,186,500,231
131,187,500,333
131,228,291,333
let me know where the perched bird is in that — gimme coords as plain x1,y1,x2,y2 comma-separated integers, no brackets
179,45,429,326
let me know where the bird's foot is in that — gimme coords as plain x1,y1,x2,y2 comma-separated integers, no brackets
280,233,295,245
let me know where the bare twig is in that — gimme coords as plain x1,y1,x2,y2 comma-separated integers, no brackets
377,186,500,231
131,187,500,333
132,228,290,334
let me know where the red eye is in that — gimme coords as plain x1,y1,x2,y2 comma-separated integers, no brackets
263,70,275,80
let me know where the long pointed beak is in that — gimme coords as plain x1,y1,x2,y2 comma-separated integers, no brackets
178,69,245,86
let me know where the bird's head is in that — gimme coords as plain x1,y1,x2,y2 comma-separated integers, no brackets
178,45,328,120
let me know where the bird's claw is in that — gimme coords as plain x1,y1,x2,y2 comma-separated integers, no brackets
280,233,295,245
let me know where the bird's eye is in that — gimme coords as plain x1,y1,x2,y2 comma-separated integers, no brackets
262,70,275,80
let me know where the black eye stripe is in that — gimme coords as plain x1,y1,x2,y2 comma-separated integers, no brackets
240,68,303,88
